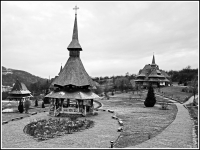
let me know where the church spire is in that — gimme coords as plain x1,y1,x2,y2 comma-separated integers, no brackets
152,54,155,64
67,5,82,54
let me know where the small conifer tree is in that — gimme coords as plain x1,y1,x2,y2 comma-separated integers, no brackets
42,101,45,108
144,84,156,107
24,99,31,113
35,99,38,107
18,100,24,113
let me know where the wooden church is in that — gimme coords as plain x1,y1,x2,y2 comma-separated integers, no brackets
7,79,32,102
45,6,99,117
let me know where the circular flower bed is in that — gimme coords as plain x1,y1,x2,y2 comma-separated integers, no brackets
24,118,94,141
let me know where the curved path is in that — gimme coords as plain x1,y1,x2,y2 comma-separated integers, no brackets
127,95,196,148
2,101,121,148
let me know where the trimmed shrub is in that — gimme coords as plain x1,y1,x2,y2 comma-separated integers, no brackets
24,99,31,113
68,115,78,121
144,84,156,107
42,101,45,108
35,99,38,107
160,102,169,110
18,101,24,113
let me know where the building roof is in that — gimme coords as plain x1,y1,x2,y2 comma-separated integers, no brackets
9,79,31,95
67,14,82,51
58,64,63,75
136,55,170,82
160,70,170,78
52,57,95,87
45,90,99,99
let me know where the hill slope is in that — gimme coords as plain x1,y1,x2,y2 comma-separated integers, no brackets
2,66,47,88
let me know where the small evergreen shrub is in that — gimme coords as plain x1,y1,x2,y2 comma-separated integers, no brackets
144,84,156,107
35,99,38,107
42,101,45,108
68,115,78,121
160,102,168,110
18,101,24,113
24,99,31,113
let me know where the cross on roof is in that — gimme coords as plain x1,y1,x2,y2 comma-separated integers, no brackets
73,5,79,15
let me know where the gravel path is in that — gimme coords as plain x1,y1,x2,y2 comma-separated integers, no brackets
2,110,120,148
127,96,196,148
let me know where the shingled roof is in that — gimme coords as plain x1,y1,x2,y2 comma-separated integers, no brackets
45,90,99,99
52,57,95,87
9,79,31,94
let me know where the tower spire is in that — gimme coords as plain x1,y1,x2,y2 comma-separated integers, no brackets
67,5,82,53
152,53,155,64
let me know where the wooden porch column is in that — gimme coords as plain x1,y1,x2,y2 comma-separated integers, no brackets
61,99,64,113
67,99,70,108
91,99,94,113
84,105,87,116
77,100,80,112
53,98,56,116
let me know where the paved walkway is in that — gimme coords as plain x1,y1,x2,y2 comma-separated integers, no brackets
2,110,120,148
127,95,197,148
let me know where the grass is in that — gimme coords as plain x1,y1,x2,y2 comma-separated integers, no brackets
99,92,178,148
186,102,198,146
155,86,193,103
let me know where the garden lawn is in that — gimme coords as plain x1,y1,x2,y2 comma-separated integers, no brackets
186,103,198,146
156,86,193,103
97,92,178,148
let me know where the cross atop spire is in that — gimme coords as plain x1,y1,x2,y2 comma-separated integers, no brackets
73,5,79,15
67,5,82,53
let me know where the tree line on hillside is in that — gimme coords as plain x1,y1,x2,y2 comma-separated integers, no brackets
166,65,198,85
92,73,138,96
92,66,198,96
92,72,137,84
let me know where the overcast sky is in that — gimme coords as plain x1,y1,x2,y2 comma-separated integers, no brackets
1,1,199,79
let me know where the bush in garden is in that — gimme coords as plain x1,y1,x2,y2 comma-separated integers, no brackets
144,84,156,107
24,99,31,113
160,102,168,110
35,99,38,107
42,101,45,108
24,118,94,141
69,115,78,121
18,101,24,113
